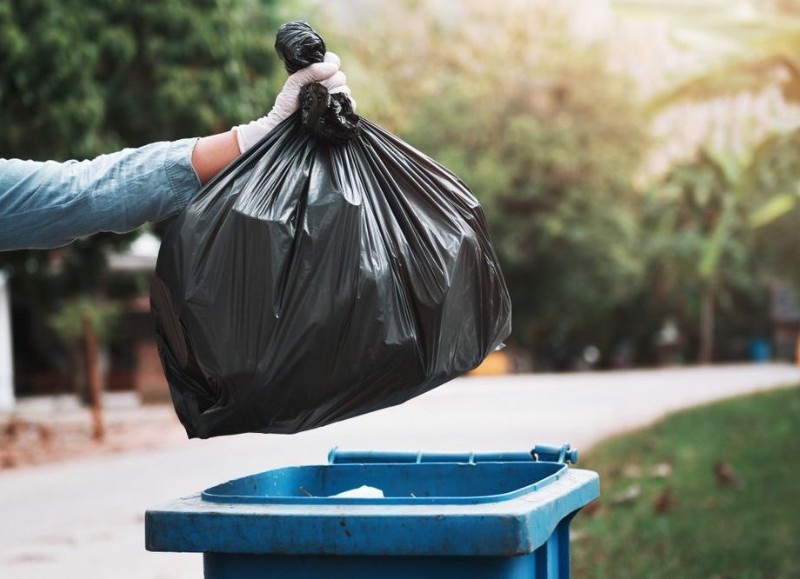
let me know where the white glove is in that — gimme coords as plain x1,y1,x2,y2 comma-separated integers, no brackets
233,52,354,153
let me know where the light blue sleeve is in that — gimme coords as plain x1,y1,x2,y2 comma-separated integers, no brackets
0,138,201,251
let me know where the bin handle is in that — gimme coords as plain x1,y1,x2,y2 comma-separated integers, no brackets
328,444,578,465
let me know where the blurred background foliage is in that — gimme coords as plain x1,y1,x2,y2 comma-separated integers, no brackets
2,0,800,383
324,0,800,368
0,0,282,384
0,0,281,287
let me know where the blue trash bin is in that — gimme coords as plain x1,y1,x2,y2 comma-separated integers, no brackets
146,444,600,578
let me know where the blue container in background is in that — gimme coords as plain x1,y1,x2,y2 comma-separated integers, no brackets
146,444,600,578
748,338,772,362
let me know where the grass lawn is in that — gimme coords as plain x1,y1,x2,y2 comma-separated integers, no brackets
570,384,800,579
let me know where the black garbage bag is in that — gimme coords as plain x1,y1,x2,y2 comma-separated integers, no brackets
151,22,512,438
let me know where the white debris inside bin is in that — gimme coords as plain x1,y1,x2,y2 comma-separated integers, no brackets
331,485,385,499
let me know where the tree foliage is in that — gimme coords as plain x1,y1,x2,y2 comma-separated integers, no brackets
746,128,800,287
617,0,800,108
0,0,280,161
0,0,282,299
641,147,772,362
0,0,285,392
49,298,120,346
633,0,800,360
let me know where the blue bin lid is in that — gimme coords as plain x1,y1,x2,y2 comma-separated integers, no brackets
146,448,600,557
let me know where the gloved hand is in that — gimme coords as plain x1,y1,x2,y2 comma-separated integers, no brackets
233,52,354,153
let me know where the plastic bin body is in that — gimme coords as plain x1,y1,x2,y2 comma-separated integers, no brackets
146,451,599,578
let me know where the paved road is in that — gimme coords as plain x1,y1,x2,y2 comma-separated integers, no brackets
1,363,798,578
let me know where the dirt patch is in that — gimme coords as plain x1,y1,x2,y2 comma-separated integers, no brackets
0,402,187,472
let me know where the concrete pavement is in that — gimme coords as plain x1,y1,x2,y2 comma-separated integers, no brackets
1,363,798,578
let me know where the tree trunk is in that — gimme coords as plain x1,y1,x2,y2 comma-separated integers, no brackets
699,285,715,364
83,315,105,442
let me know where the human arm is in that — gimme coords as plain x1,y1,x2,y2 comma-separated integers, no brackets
0,54,350,252
191,131,240,185
0,139,200,251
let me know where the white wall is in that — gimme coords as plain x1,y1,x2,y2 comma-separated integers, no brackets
0,270,14,411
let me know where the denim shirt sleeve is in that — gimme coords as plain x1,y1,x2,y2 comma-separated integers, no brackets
0,138,201,251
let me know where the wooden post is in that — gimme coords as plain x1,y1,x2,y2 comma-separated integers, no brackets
83,314,105,442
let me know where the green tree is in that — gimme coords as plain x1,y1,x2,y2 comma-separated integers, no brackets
0,0,283,285
617,0,800,361
328,2,651,367
49,297,120,400
642,147,771,363
0,0,284,392
746,128,800,287
0,0,280,160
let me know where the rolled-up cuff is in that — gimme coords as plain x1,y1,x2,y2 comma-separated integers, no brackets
165,138,202,212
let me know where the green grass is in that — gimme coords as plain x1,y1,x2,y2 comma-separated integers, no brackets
570,384,800,579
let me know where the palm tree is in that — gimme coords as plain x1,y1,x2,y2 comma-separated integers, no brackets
626,1,800,107
615,1,800,361
615,0,800,216
650,145,762,363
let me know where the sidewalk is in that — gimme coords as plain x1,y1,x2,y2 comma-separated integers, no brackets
1,363,798,578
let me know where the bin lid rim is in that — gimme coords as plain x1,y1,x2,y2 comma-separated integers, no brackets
200,461,567,505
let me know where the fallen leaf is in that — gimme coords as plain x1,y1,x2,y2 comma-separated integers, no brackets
653,487,675,515
713,461,743,489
